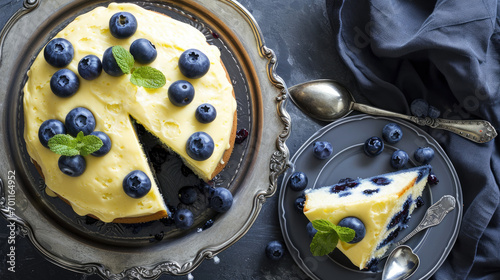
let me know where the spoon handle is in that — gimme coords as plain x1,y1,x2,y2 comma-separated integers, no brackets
352,103,497,143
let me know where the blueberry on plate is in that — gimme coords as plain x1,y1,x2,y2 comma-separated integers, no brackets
58,155,86,177
50,69,80,97
382,123,403,144
38,119,66,148
294,196,306,212
123,170,151,198
265,240,285,261
235,128,249,144
428,173,439,185
428,105,441,119
414,147,435,164
195,103,217,123
65,107,96,136
178,186,198,205
168,80,195,107
338,217,366,243
173,208,194,229
391,149,409,169
410,99,429,118
313,141,333,159
90,131,111,157
78,55,102,80
109,12,137,39
306,222,318,238
178,49,210,79
102,47,124,77
287,171,308,191
44,38,74,68
364,136,384,157
209,187,233,213
130,38,157,64
186,132,214,161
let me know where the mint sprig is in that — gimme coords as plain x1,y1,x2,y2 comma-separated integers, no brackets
48,131,103,156
112,45,134,74
310,219,356,256
130,66,166,89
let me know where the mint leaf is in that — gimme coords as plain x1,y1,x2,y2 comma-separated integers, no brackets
310,231,339,256
80,134,103,156
48,134,79,156
130,66,166,89
334,224,356,243
112,45,134,74
311,219,335,232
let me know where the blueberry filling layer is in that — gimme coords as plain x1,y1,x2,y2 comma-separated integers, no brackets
388,196,412,229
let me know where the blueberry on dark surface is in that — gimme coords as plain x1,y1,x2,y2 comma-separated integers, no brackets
58,155,86,177
195,103,217,123
65,107,96,136
178,186,198,205
102,47,124,77
235,128,249,144
294,196,306,212
312,141,333,159
90,131,111,157
38,119,66,148
173,208,194,229
306,222,318,238
287,171,308,191
382,123,403,144
202,219,215,230
265,240,285,261
123,170,151,198
109,12,137,39
50,69,80,97
186,132,214,161
416,196,425,208
428,173,439,185
391,149,409,169
168,80,195,106
209,187,233,213
414,147,435,164
410,99,429,118
130,38,157,64
44,38,74,67
338,217,366,244
78,55,102,80
178,49,210,79
364,136,384,157
428,105,441,119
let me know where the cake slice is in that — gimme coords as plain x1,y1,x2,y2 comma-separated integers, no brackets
303,165,431,270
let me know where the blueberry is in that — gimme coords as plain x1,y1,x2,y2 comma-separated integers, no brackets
306,222,318,238
410,99,429,118
102,47,124,77
78,55,102,80
235,128,249,144
58,155,86,177
294,196,306,212
38,119,66,148
44,38,74,67
382,123,403,144
178,49,210,79
287,171,308,191
313,141,333,159
428,173,439,185
109,12,137,39
168,80,195,106
195,104,217,123
173,208,194,229
209,187,233,213
50,69,80,97
123,170,151,198
130,38,157,64
65,107,96,136
186,132,214,161
391,150,409,169
364,136,384,157
265,240,285,261
428,105,441,119
338,217,366,243
178,186,198,205
414,147,435,164
90,131,111,157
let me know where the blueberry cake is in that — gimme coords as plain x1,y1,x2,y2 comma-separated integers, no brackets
303,165,431,270
23,3,237,223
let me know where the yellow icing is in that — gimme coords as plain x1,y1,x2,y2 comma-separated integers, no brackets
23,3,236,222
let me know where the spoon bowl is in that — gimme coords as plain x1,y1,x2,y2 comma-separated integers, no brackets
382,245,420,280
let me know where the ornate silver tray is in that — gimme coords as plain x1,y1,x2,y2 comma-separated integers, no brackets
0,0,291,278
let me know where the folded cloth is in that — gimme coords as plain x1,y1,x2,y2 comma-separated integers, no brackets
326,0,500,279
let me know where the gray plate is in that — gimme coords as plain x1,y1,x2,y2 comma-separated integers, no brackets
279,114,462,280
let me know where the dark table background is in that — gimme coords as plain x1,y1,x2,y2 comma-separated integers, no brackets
0,0,361,279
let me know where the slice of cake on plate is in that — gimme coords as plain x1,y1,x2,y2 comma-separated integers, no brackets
303,165,431,270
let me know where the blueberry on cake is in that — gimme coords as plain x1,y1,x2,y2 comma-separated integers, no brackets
303,165,431,270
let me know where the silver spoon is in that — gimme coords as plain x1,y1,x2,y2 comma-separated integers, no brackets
288,79,497,143
382,245,420,280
